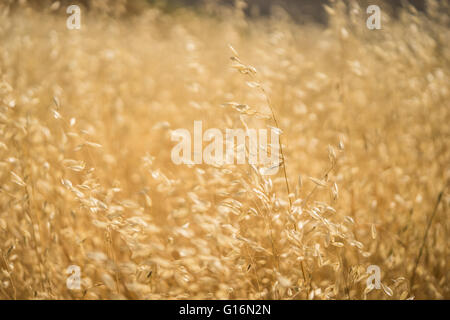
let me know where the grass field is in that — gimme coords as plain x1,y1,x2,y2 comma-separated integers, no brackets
0,1,448,299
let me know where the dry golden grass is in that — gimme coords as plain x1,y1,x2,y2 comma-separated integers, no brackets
0,1,448,299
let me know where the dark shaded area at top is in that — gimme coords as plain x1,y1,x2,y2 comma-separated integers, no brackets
22,0,428,24
150,0,427,24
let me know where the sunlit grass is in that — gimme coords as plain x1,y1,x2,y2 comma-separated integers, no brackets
0,1,448,299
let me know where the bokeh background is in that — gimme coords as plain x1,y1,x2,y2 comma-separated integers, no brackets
0,0,448,300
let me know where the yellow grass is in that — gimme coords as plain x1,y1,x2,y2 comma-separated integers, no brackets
0,1,448,299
